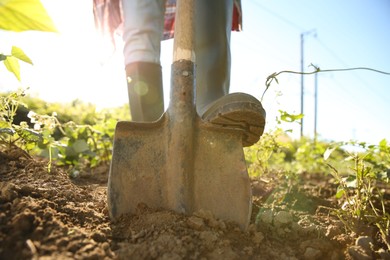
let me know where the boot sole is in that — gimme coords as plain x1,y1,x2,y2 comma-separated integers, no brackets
201,93,266,147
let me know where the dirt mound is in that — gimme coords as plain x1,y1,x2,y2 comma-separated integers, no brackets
0,148,387,259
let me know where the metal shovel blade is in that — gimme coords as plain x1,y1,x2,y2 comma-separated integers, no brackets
108,115,252,229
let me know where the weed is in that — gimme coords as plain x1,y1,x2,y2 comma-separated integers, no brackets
0,90,42,149
325,142,390,249
0,91,118,173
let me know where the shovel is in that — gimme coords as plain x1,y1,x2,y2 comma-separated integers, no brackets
108,0,252,230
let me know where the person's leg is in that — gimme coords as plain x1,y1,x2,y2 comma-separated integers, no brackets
195,0,233,114
195,0,266,146
121,0,165,121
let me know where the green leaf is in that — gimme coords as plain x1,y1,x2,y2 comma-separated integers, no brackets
279,110,304,123
0,121,10,128
0,0,57,32
11,46,33,65
335,188,345,199
379,138,387,146
379,138,389,152
65,146,77,158
72,139,89,153
15,127,42,142
40,147,59,159
3,56,21,81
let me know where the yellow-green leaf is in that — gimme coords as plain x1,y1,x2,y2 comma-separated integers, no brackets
335,188,345,199
15,127,42,142
0,0,57,32
4,56,21,81
11,46,33,65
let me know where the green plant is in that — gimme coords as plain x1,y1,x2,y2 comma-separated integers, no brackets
23,97,118,172
245,109,303,176
0,90,69,172
55,117,115,169
245,109,334,176
0,90,120,173
0,0,60,169
245,128,284,176
0,90,42,150
325,142,390,249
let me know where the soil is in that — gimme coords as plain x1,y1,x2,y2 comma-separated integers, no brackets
0,146,389,260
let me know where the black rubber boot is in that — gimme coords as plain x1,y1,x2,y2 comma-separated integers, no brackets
195,0,233,113
126,62,164,122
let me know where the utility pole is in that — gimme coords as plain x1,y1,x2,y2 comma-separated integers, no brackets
314,71,318,143
300,29,316,137
300,33,304,137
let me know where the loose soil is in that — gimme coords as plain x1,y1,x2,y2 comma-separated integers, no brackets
0,146,389,259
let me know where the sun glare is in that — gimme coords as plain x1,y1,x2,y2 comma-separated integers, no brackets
0,0,129,108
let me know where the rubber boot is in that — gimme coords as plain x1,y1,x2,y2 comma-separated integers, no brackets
195,0,266,146
126,62,164,122
195,0,233,113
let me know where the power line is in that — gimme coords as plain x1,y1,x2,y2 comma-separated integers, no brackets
315,38,390,106
235,32,296,68
250,1,305,31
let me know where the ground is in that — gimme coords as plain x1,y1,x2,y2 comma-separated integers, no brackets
0,147,389,259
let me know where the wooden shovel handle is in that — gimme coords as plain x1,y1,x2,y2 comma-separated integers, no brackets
173,0,195,62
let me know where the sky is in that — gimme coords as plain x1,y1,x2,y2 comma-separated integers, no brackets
0,0,389,145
